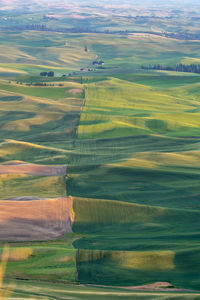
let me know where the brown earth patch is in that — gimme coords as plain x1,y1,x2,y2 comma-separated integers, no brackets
0,163,67,176
123,282,179,291
86,282,195,292
69,88,83,96
0,197,73,241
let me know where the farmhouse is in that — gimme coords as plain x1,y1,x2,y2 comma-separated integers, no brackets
92,60,105,66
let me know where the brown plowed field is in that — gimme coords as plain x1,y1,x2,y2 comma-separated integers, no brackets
0,197,73,241
69,88,83,95
0,164,67,176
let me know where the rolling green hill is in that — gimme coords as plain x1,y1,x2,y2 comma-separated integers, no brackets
0,26,200,298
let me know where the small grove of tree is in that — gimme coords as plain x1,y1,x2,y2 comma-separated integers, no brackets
48,71,54,77
25,82,64,87
141,64,200,74
40,71,55,77
40,72,48,76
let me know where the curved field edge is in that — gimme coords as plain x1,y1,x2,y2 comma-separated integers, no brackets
2,280,200,300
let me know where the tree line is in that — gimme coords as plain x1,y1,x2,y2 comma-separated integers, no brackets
141,64,200,74
40,71,54,77
2,24,200,40
14,81,64,87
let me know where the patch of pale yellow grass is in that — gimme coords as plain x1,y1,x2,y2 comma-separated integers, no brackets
0,245,15,300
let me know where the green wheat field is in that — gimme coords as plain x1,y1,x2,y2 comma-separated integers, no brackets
0,1,200,299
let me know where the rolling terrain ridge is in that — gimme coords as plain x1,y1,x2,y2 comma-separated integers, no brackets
0,28,200,299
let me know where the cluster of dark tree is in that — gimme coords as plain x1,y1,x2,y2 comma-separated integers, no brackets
80,68,93,72
0,25,130,35
141,64,200,74
3,23,200,41
161,32,200,40
40,71,54,77
29,83,64,87
15,82,64,87
43,15,58,21
2,24,48,31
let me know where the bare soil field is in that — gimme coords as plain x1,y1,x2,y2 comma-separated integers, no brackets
0,163,67,176
0,197,73,241
122,282,194,292
69,88,83,96
87,282,196,292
